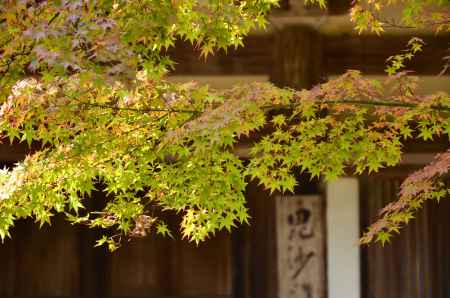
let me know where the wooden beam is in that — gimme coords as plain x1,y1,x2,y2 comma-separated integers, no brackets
169,17,450,77
168,35,273,76
323,34,450,75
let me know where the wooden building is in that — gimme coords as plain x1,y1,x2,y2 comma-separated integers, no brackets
0,1,449,297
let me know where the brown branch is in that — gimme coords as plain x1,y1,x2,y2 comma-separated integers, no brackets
0,47,34,75
48,12,60,25
78,98,450,115
263,99,450,113
322,100,450,112
79,102,200,114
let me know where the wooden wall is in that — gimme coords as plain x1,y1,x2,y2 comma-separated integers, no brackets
0,180,292,298
232,181,279,298
361,168,450,298
0,213,233,297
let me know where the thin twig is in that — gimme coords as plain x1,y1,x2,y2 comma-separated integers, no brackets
48,12,60,25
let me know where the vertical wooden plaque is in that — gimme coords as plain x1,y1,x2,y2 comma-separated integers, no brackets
276,195,326,298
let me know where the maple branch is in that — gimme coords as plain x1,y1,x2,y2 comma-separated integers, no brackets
0,46,34,75
322,100,450,112
48,12,60,25
79,98,450,116
264,99,450,113
79,102,200,115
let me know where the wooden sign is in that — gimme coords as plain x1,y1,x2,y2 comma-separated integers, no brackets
276,195,326,298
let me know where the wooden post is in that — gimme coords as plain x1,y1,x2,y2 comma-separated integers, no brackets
271,23,326,298
270,25,324,90
276,195,326,298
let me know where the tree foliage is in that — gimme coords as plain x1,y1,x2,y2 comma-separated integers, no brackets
0,0,449,250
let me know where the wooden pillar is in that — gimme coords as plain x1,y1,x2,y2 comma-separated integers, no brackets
270,25,324,90
326,178,360,298
276,195,326,298
270,24,326,298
